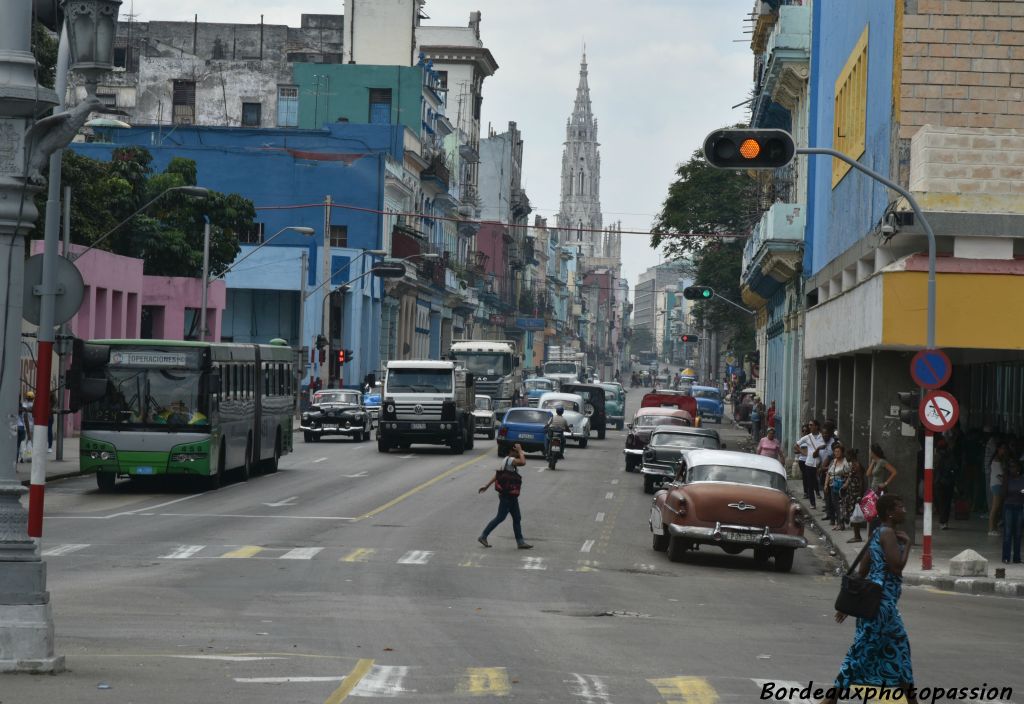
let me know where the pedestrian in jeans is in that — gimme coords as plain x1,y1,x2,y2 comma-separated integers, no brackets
796,420,824,508
750,398,765,441
478,443,533,549
1001,460,1024,564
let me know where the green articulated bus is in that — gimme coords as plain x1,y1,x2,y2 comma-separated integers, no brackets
77,339,296,491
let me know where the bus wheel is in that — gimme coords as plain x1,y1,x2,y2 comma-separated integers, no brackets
96,472,116,492
266,435,281,473
238,440,252,482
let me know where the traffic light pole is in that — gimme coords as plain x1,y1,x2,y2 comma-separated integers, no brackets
798,147,938,570
712,292,756,317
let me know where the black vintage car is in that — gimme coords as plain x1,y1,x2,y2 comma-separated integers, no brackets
558,383,607,439
300,389,372,443
639,426,724,494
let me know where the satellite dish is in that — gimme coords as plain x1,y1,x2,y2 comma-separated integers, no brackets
21,254,85,325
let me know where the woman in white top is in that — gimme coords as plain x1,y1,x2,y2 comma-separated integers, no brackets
826,443,851,530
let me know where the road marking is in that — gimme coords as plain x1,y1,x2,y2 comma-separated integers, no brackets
568,673,613,703
221,545,263,559
341,548,375,563
595,512,605,522
576,560,601,572
397,550,433,565
357,451,489,521
263,496,299,507
580,540,595,553
634,563,657,571
105,492,206,519
312,457,328,463
605,492,614,499
537,467,545,473
176,655,284,662
344,472,369,478
241,676,344,683
400,454,416,459
521,556,546,570
456,667,509,696
41,543,89,556
610,479,619,485
160,545,204,559
459,554,482,568
323,658,375,703
159,513,357,521
281,547,323,560
350,664,413,697
647,676,718,704
752,679,812,704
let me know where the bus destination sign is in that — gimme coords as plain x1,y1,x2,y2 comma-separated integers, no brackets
110,351,190,368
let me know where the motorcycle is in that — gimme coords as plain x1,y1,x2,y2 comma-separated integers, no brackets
547,430,565,470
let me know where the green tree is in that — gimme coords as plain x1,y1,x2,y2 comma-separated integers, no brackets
32,21,58,89
33,147,249,278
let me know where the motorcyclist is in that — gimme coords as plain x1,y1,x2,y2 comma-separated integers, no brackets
547,406,570,458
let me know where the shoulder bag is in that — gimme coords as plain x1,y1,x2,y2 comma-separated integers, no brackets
834,538,883,620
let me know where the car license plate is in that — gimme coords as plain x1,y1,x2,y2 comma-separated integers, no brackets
324,424,338,430
135,466,154,475
411,423,427,430
518,433,535,440
723,530,757,542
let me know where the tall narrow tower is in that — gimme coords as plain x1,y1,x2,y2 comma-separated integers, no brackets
558,51,603,255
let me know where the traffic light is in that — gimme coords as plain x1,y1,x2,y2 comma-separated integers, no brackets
315,335,327,352
680,334,699,343
66,339,110,412
337,350,346,364
371,263,408,278
897,391,920,426
683,286,713,300
703,128,795,169
337,348,354,364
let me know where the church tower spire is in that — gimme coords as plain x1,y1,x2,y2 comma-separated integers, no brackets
558,51,603,254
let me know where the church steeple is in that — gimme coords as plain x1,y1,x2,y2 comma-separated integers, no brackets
558,51,602,251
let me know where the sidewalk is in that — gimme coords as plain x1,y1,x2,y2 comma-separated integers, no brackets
15,436,83,485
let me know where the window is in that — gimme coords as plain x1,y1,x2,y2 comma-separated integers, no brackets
277,85,298,127
241,102,262,127
96,92,117,108
833,27,869,187
172,80,196,125
330,225,348,248
368,88,392,124
436,70,448,91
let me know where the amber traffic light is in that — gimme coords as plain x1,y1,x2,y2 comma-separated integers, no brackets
703,128,795,169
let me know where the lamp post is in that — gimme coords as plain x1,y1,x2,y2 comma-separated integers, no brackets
0,0,122,674
200,225,316,342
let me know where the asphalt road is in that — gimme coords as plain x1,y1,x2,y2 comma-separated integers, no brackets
6,395,1021,703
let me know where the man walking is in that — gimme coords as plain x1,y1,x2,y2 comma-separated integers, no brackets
478,443,533,549
796,420,825,508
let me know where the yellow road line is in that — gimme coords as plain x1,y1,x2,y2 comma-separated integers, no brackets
324,658,374,704
220,546,263,558
340,548,375,563
356,451,489,521
647,676,718,704
456,667,510,696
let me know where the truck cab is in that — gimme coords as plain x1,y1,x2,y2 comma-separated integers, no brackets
377,361,475,454
448,340,521,414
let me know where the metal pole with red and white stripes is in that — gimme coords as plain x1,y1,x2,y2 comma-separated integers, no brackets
922,430,934,571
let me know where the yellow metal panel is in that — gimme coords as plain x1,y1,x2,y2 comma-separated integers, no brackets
882,271,1024,349
456,667,510,696
833,26,869,187
647,676,719,704
340,548,375,562
220,545,263,559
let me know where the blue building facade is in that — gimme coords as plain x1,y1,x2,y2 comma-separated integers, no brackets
73,123,404,390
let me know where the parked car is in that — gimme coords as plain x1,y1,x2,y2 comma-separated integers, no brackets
691,385,725,424
649,449,807,572
536,391,591,448
598,382,626,430
623,407,695,472
473,395,497,439
363,382,382,427
497,407,554,457
639,426,724,494
558,383,608,439
525,377,557,407
301,390,372,443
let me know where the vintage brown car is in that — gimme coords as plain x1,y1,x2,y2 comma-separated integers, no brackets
622,407,694,472
649,449,807,572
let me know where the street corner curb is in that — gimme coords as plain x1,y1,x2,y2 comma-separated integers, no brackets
788,490,848,571
902,573,1024,598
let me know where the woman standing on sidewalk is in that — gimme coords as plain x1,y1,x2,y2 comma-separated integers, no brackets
817,493,916,704
826,443,851,530
843,449,866,542
1001,460,1024,564
867,444,897,494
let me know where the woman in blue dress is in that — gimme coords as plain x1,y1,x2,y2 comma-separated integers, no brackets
819,493,916,704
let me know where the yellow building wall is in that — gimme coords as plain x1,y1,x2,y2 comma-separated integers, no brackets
882,271,1024,349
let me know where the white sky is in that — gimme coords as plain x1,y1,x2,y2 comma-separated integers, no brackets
124,0,754,292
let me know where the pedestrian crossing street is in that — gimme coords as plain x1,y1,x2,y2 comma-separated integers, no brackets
40,541,667,574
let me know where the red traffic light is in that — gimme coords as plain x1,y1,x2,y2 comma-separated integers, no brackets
680,334,699,343
703,128,795,169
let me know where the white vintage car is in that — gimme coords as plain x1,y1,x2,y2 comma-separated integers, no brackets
536,391,591,448
473,394,497,439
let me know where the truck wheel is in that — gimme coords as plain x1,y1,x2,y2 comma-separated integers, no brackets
773,549,795,573
451,433,465,455
487,429,495,440
377,437,390,453
465,427,475,451
616,420,624,431
652,525,669,552
579,437,588,449
96,472,116,492
597,427,606,440
644,475,657,494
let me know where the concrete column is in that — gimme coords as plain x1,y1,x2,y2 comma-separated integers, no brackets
813,359,826,422
838,356,855,443
825,359,840,425
869,350,920,544
851,354,872,455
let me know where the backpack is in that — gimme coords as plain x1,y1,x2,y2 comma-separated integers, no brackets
494,458,522,497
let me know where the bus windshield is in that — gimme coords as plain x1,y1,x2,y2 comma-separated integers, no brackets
451,353,511,377
83,367,208,428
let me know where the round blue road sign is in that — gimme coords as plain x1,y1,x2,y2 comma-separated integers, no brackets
911,349,951,389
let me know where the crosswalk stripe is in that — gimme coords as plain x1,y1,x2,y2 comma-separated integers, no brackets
595,512,605,522
350,665,413,697
221,545,263,559
521,556,546,570
456,667,509,696
567,673,613,703
41,543,89,556
581,540,595,553
280,547,323,560
160,545,204,559
397,550,433,565
752,679,812,704
605,492,614,499
459,554,482,568
341,548,375,563
647,676,718,704
610,479,619,485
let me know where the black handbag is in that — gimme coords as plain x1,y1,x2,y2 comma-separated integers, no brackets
834,539,883,620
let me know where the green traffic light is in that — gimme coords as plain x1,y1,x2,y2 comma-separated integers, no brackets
701,289,712,298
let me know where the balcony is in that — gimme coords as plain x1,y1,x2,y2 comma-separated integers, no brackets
459,141,480,164
741,201,805,301
511,187,531,218
421,154,451,191
391,217,426,259
753,3,810,125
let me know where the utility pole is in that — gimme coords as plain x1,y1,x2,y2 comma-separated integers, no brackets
199,219,210,341
296,250,307,418
56,186,72,461
321,195,332,388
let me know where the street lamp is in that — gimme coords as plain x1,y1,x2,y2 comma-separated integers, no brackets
70,185,210,261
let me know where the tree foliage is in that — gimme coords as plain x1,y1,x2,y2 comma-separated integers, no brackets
32,22,58,89
33,147,250,278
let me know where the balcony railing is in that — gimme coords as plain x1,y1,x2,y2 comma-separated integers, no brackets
421,154,450,190
741,201,805,279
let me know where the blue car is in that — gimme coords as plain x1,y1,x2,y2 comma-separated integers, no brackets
363,383,382,427
497,407,554,457
525,377,557,407
691,385,724,424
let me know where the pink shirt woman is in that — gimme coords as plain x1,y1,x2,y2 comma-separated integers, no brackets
757,428,784,462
